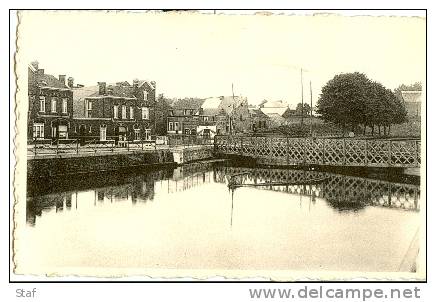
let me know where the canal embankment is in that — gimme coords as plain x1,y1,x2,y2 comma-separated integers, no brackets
27,145,215,179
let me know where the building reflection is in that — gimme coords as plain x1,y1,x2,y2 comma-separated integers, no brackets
27,162,420,227
26,161,217,226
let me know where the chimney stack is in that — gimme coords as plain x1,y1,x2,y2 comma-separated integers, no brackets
59,75,66,85
97,82,106,95
67,77,74,88
30,61,39,70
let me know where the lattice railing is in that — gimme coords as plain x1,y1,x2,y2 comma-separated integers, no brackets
214,166,420,211
214,136,421,168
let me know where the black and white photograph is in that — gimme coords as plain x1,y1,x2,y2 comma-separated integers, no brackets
11,9,426,283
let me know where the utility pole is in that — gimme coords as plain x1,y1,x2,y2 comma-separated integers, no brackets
231,83,235,135
300,68,304,127
310,80,313,136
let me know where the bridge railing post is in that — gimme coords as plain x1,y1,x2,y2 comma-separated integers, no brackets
286,136,289,165
388,140,392,166
414,140,419,166
240,136,243,155
364,139,368,166
342,138,346,165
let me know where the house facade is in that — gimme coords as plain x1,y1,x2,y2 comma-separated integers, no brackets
71,79,156,143
167,96,252,138
248,108,270,132
167,98,205,136
28,62,74,141
401,90,421,117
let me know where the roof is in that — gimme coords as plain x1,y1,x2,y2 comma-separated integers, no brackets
137,80,156,90
72,86,99,101
35,72,69,89
401,90,422,103
249,108,269,118
201,97,222,109
172,98,205,110
260,106,290,116
261,100,288,108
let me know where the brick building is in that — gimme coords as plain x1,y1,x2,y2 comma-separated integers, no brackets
167,98,205,135
167,96,251,138
28,61,74,141
71,79,156,143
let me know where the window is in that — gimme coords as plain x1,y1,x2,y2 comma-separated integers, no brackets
39,96,45,112
121,105,127,119
203,116,209,122
143,90,148,101
100,125,107,141
168,122,174,131
113,105,119,119
86,100,92,117
89,126,92,133
33,123,44,139
185,128,190,135
130,106,134,119
144,129,151,141
169,110,174,116
174,122,179,131
184,109,191,116
62,98,68,114
51,98,57,113
58,125,68,139
134,128,140,141
141,107,149,120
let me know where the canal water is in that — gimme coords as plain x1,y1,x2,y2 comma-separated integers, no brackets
21,161,421,275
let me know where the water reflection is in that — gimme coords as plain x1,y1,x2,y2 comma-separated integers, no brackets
24,161,421,273
217,166,420,213
27,162,420,227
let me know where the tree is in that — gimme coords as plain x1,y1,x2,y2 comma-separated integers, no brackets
154,93,172,135
317,73,408,136
316,72,369,134
296,103,311,116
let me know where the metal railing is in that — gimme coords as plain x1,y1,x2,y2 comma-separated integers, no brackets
214,135,421,168
27,136,160,157
167,134,214,147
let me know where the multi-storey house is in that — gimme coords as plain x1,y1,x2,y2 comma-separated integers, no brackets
71,79,156,144
28,62,74,141
198,96,251,136
167,98,205,136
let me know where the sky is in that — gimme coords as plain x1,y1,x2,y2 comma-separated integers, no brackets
18,11,426,108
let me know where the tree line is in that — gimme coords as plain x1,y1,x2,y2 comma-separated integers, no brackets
316,72,408,136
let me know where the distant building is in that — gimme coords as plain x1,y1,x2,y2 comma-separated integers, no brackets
167,98,205,135
28,61,74,141
199,96,250,136
259,100,294,119
71,79,156,143
167,96,251,138
248,108,270,132
401,90,421,117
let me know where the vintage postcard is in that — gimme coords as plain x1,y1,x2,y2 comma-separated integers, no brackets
12,10,426,281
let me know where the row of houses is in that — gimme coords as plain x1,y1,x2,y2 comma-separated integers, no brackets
34,62,420,143
27,62,276,142
28,62,157,143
